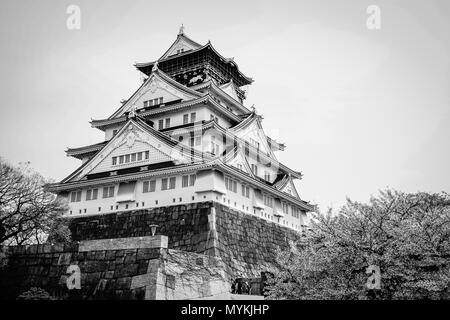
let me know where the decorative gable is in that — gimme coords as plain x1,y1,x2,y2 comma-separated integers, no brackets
65,119,189,182
233,117,277,160
281,178,300,199
161,34,202,59
219,81,239,102
223,148,254,177
110,71,201,118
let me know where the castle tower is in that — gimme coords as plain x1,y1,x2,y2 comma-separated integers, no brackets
47,28,314,233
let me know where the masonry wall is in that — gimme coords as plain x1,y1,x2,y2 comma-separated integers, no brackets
0,238,162,300
0,236,229,300
68,201,302,280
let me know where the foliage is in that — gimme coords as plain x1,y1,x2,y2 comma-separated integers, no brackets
0,157,71,245
266,189,450,300
17,287,58,300
0,246,7,270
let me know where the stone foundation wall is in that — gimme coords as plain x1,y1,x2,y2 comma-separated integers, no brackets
69,202,211,253
0,236,228,300
213,203,302,278
67,201,302,280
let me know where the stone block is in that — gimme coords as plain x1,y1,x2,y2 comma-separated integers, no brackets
57,253,72,266
136,248,159,261
78,236,168,252
114,264,139,278
116,277,132,289
124,253,136,264
95,251,106,260
105,250,116,260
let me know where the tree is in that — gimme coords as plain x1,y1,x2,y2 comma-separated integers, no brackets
266,189,450,300
0,157,71,245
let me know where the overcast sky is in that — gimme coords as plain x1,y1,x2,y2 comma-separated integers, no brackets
0,0,449,211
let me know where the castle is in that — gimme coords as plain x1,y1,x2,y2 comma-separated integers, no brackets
1,27,315,300
47,27,314,232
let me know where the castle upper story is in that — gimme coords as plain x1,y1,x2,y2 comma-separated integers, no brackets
47,27,314,233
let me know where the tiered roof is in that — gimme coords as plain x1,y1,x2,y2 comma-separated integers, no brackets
51,28,313,212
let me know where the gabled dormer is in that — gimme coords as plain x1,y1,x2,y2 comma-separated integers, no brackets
230,112,279,161
109,68,203,119
62,115,201,183
159,26,203,59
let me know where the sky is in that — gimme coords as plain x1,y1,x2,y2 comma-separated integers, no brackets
0,0,449,211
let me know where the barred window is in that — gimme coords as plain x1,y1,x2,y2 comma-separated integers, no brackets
169,177,176,189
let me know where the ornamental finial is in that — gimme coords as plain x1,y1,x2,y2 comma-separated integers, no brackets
178,24,184,35
128,105,137,119
152,61,158,72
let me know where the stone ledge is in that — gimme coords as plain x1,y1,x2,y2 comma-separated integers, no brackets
79,236,168,252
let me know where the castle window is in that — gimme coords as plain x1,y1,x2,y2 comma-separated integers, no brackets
165,118,170,128
161,178,168,190
143,180,156,193
169,177,176,189
250,138,260,151
189,174,196,186
225,177,237,193
114,151,148,166
102,186,115,198
158,120,164,130
182,175,189,188
161,175,176,190
264,171,270,181
263,194,273,208
86,188,98,201
183,114,189,124
211,136,219,155
251,164,258,176
144,97,163,108
190,112,196,123
70,190,82,202
241,185,250,198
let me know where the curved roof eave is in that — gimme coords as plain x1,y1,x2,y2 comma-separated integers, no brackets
135,42,253,85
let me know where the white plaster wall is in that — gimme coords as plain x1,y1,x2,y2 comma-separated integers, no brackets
63,169,304,232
